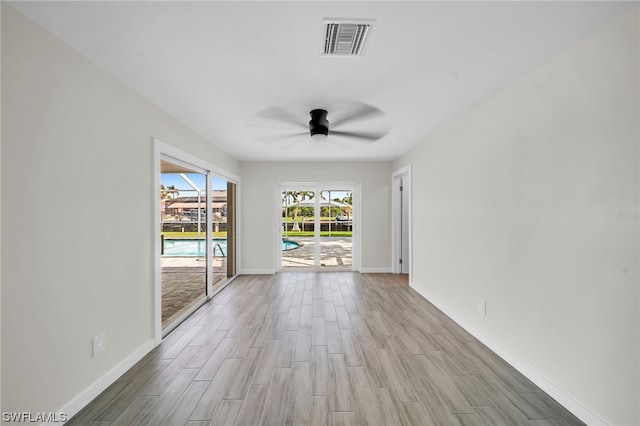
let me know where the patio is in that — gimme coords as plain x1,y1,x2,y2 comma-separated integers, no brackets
161,256,227,328
282,236,353,268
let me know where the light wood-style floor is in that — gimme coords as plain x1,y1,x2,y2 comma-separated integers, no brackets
68,273,584,425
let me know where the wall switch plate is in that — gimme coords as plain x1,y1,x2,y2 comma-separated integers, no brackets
92,333,106,357
478,299,487,316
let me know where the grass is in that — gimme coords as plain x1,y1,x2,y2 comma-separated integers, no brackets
163,231,353,238
282,231,352,237
282,217,351,222
162,232,227,238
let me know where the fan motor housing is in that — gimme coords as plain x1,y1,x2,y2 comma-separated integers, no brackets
309,109,329,140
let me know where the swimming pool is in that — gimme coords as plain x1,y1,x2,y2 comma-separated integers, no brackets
163,238,299,257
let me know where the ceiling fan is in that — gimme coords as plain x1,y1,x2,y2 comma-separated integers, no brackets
252,101,390,144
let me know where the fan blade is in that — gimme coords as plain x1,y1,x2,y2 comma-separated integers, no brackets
257,132,307,143
255,107,305,129
330,130,386,142
331,104,385,128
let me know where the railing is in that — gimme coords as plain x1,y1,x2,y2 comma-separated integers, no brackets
213,243,225,258
281,220,353,232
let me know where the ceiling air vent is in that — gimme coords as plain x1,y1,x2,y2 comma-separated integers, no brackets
322,20,373,56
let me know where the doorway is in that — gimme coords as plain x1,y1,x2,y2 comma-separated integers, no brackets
279,183,358,271
154,139,239,340
210,177,237,292
160,158,208,331
392,166,411,276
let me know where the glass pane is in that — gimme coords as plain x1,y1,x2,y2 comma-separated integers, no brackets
282,189,315,267
160,161,207,329
226,181,237,278
211,176,234,292
319,189,352,269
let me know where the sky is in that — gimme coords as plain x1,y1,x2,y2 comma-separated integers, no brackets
162,173,352,207
161,173,228,196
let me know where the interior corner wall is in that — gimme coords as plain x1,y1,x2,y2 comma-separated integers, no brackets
240,161,392,273
394,7,639,425
1,4,240,418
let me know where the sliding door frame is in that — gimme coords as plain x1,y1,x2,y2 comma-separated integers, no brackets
153,138,240,344
275,182,360,272
159,154,211,339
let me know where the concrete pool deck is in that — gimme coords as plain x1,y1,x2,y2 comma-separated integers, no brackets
161,256,227,328
281,236,353,268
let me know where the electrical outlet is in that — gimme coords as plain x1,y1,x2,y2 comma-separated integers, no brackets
478,299,487,316
92,333,106,357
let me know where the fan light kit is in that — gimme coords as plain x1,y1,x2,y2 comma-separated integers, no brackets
309,109,329,140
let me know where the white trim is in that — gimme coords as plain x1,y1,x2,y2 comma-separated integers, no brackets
153,138,240,183
54,339,155,425
235,181,242,277
391,165,412,280
276,182,360,272
391,174,399,274
282,267,357,273
360,267,393,273
410,283,608,426
152,142,163,345
205,172,212,298
240,268,276,275
153,137,240,345
161,155,208,175
274,184,283,272
352,183,361,272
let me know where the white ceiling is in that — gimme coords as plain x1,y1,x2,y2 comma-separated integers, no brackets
10,1,635,161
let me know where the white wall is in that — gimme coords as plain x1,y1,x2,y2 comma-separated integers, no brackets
1,5,240,418
240,161,392,273
394,7,639,425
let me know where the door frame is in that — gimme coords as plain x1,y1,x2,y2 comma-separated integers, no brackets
392,165,412,280
153,138,241,344
158,153,211,339
275,182,360,272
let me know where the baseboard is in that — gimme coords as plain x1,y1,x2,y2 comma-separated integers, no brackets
360,267,392,273
53,339,155,425
240,268,393,274
240,268,276,275
409,283,608,426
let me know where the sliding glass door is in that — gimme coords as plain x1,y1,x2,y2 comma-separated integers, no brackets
160,158,209,331
211,177,236,291
319,188,353,269
282,189,316,267
159,155,238,335
280,184,355,270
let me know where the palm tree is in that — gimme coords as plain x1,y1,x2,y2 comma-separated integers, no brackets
341,192,353,222
299,190,314,202
161,184,179,200
160,185,180,223
283,190,302,231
